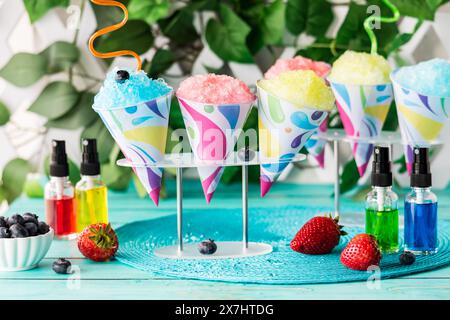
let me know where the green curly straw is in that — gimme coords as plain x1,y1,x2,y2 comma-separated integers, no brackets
364,0,400,54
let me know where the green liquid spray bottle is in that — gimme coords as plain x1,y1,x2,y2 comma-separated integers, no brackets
75,139,109,232
365,146,399,253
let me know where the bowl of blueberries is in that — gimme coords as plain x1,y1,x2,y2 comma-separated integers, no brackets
0,213,53,271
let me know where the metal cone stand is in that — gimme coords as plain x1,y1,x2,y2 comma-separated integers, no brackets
313,129,442,217
117,152,305,259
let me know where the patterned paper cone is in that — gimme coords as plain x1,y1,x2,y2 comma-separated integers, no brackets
329,81,393,176
177,97,255,203
93,91,172,206
304,116,328,168
391,70,450,174
257,85,328,197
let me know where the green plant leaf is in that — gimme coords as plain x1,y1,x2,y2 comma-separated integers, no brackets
1,158,31,202
382,101,399,131
335,0,398,55
205,4,253,63
0,53,47,87
92,1,124,29
340,159,359,194
296,36,336,63
385,20,423,54
259,0,285,45
158,9,199,45
102,162,131,191
24,175,45,198
186,0,218,11
42,41,80,73
0,186,6,204
29,81,79,120
132,175,147,198
0,101,10,126
390,0,445,20
102,162,123,184
168,97,185,131
81,119,115,163
128,0,170,25
143,49,175,78
221,166,240,184
96,20,154,56
394,155,407,174
23,0,69,23
45,92,97,129
286,0,333,37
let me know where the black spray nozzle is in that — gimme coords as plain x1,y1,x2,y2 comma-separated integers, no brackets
411,147,432,188
81,138,100,175
371,146,392,187
50,140,69,177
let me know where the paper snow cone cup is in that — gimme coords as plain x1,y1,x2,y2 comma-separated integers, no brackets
93,91,173,206
177,97,255,203
391,70,450,174
329,81,393,176
257,84,328,197
304,116,328,168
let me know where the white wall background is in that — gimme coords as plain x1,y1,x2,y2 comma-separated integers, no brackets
0,1,449,189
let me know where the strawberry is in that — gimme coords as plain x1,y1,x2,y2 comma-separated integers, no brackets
340,234,381,271
77,223,118,262
290,215,346,255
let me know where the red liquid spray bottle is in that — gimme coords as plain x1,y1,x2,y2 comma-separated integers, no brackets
44,140,76,239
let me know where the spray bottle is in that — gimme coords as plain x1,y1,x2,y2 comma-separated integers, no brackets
365,146,399,253
75,139,108,232
404,147,438,255
45,140,76,239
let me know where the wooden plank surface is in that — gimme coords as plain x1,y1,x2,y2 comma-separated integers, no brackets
1,180,449,300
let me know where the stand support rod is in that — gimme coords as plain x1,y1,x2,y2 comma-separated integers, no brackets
242,164,248,249
334,140,340,218
176,167,183,252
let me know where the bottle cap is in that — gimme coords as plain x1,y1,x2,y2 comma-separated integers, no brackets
371,146,392,187
80,139,100,176
411,147,432,188
50,140,69,177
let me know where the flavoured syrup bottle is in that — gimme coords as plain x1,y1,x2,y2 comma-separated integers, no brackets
75,139,108,232
365,146,399,253
404,148,438,255
45,140,76,239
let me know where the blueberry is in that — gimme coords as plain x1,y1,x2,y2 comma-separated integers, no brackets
9,224,29,238
23,213,38,225
238,147,255,162
52,258,72,274
24,222,38,236
0,227,10,238
38,221,50,235
7,214,24,227
115,70,129,83
399,251,416,265
0,216,6,228
198,239,217,255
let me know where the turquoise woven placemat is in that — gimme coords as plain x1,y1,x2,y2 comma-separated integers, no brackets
115,206,450,284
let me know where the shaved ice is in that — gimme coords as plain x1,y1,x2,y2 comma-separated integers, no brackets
258,70,335,111
265,55,331,79
328,51,391,85
176,74,256,104
393,58,450,97
93,67,171,109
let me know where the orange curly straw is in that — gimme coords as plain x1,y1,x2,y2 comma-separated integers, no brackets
88,0,142,70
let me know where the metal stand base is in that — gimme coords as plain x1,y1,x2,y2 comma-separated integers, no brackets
160,163,272,260
154,242,273,260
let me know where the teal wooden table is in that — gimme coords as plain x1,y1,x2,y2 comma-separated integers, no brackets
1,180,449,300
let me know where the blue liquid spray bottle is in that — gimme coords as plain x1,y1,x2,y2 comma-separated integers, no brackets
404,148,438,255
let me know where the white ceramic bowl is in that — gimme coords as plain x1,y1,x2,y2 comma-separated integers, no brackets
0,228,54,271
